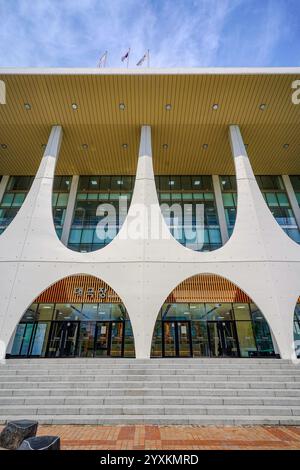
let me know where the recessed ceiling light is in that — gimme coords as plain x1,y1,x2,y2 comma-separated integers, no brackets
194,180,200,186
122,143,128,149
71,103,78,110
202,143,208,150
169,180,175,186
91,180,97,185
212,103,219,110
162,143,168,149
82,143,88,149
24,103,31,110
259,103,266,110
0,144,7,149
165,103,172,110
117,180,124,185
119,102,126,110
283,143,289,149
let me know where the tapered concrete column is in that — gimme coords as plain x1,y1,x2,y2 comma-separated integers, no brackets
0,175,9,204
229,125,297,360
212,175,229,245
61,175,79,245
282,174,300,231
0,125,63,359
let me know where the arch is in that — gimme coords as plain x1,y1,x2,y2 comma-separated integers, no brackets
7,274,135,359
154,175,229,253
151,273,277,359
0,175,34,236
65,175,136,253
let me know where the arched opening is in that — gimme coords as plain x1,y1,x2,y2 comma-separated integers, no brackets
155,176,224,251
151,274,276,359
293,299,300,358
7,274,135,359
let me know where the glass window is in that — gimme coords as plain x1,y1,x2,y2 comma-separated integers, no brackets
68,175,134,252
205,303,233,321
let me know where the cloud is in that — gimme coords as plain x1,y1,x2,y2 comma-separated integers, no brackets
0,0,298,67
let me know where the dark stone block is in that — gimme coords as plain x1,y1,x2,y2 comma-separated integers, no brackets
18,435,60,450
0,420,38,450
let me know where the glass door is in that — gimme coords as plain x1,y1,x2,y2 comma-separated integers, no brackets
110,322,124,357
94,321,110,357
46,321,79,357
208,321,239,357
163,321,192,357
177,321,192,357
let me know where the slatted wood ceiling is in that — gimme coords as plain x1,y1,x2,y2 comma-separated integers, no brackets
0,72,300,175
35,274,255,304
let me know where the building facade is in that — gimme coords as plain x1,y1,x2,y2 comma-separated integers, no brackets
0,68,300,360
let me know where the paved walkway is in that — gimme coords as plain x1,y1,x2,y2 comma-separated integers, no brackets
22,425,300,450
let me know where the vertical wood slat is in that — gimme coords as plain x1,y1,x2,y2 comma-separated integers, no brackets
166,274,252,303
35,275,121,303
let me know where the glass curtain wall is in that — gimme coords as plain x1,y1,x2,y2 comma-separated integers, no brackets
52,176,72,238
151,302,275,358
256,175,300,244
294,303,300,358
10,302,135,358
0,176,34,234
220,175,300,244
0,175,72,237
155,175,222,251
68,175,134,252
219,175,237,236
290,176,300,207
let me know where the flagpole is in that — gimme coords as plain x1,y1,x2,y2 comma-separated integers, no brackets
127,48,130,69
147,49,150,68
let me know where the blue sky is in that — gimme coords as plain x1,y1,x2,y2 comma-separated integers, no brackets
0,0,299,67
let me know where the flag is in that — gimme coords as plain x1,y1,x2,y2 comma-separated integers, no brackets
98,51,107,68
136,53,147,66
121,49,130,62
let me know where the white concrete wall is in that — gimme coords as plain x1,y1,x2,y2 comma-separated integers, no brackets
0,124,299,360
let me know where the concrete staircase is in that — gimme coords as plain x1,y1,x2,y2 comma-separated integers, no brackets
1,358,300,425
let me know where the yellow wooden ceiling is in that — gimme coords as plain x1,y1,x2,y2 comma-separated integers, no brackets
0,70,299,175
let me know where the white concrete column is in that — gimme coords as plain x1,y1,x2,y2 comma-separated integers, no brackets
0,125,63,358
0,175,9,203
282,174,300,231
61,175,79,245
228,125,297,360
212,174,229,244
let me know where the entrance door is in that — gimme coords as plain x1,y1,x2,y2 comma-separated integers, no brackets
207,321,239,357
46,321,79,357
163,321,192,357
94,321,124,357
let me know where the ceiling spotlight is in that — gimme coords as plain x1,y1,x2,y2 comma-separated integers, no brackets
212,103,219,110
202,143,208,150
259,103,266,110
283,143,289,149
24,103,31,110
82,143,88,150
165,103,172,111
71,103,78,110
122,143,128,149
0,144,7,149
162,143,168,150
119,102,126,110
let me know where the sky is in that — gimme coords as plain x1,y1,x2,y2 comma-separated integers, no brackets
0,0,299,68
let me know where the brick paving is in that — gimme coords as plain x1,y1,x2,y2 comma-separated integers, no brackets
8,425,300,450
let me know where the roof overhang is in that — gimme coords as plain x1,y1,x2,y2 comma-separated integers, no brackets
0,67,300,175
